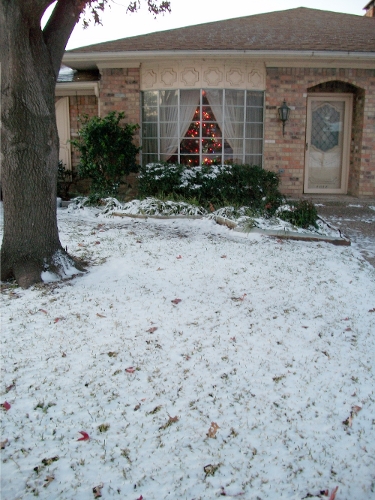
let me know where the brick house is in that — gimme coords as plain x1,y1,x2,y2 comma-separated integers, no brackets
57,7,375,197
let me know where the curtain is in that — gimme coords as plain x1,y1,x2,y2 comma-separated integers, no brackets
205,89,245,162
160,91,179,161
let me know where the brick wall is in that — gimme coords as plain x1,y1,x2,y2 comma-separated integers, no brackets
69,95,98,170
99,67,141,146
264,67,375,197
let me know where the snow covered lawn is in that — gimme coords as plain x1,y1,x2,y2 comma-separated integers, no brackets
1,206,374,499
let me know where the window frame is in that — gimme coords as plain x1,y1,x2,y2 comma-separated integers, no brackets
141,89,264,167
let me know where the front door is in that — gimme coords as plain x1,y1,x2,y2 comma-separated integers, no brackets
304,94,352,194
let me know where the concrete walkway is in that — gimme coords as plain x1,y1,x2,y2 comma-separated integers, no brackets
302,196,375,267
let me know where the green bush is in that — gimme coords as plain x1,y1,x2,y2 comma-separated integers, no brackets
277,199,318,229
138,163,283,213
71,112,140,197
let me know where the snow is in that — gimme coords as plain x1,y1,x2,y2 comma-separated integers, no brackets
1,203,375,500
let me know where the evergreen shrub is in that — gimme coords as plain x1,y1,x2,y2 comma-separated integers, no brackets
71,112,140,197
138,163,283,214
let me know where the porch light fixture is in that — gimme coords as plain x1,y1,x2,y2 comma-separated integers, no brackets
278,99,291,136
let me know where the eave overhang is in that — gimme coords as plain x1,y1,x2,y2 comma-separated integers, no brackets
63,49,375,71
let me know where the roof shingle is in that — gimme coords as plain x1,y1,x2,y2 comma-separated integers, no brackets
67,8,375,54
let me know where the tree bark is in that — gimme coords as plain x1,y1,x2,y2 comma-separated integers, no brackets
0,0,83,288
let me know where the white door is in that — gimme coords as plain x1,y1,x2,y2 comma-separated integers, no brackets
304,95,352,194
55,97,71,170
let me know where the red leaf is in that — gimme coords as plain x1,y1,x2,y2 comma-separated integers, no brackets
136,496,143,500
146,327,158,333
95,241,101,245
54,317,63,323
39,309,48,314
6,384,15,393
329,486,339,500
77,431,90,441
2,401,11,411
176,255,182,259
125,367,135,373
171,298,182,304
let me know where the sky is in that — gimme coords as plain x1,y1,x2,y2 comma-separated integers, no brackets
42,0,368,50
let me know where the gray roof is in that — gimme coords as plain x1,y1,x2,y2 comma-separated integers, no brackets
67,8,375,54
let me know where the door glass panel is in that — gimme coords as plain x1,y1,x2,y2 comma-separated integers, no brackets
307,100,345,190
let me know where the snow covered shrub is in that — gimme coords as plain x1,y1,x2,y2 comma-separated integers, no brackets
138,163,283,212
71,112,140,197
277,199,318,229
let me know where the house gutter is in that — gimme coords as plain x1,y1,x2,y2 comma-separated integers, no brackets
63,50,375,70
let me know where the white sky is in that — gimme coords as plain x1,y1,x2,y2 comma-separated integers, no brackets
44,0,368,50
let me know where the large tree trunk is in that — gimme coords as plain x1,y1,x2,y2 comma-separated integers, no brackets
1,1,83,288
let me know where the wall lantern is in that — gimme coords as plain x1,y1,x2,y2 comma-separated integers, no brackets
278,100,291,136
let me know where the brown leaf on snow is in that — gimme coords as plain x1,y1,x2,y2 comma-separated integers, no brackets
0,439,9,449
329,486,339,500
159,415,179,430
352,405,362,414
43,475,54,488
6,384,15,393
147,327,158,333
96,313,106,318
171,298,182,304
93,483,103,498
368,308,375,313
207,422,220,438
231,293,247,302
221,255,227,258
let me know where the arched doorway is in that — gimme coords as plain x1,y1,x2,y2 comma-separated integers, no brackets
304,81,364,195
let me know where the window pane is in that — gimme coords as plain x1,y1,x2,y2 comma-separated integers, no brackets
202,138,222,155
179,155,200,166
142,107,158,122
246,107,263,123
143,91,158,107
160,90,178,106
245,139,263,155
202,123,221,138
247,92,264,107
180,138,200,154
202,155,221,165
245,123,263,139
142,123,158,137
160,122,178,138
245,154,262,167
225,89,245,106
142,137,158,155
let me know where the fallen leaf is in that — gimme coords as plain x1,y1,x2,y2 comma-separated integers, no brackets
125,367,135,373
159,415,179,430
207,421,220,438
345,327,352,331
352,405,362,414
39,309,48,314
171,298,182,304
329,486,339,500
96,313,106,318
77,431,90,441
343,317,350,321
42,456,59,466
343,415,352,427
147,327,158,333
54,317,64,323
62,352,67,357
107,351,118,357
0,439,9,449
176,255,182,259
230,337,236,342
221,255,227,258
95,241,101,245
231,293,247,302
134,403,141,411
43,475,54,488
6,384,15,393
369,308,375,313
2,401,11,411
136,496,143,500
78,243,86,247
93,483,103,498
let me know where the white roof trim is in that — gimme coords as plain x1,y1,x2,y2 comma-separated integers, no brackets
55,81,99,97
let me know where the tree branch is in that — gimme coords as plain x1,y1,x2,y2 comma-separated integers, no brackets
43,0,88,77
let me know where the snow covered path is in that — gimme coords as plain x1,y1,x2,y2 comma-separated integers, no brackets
1,207,375,499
